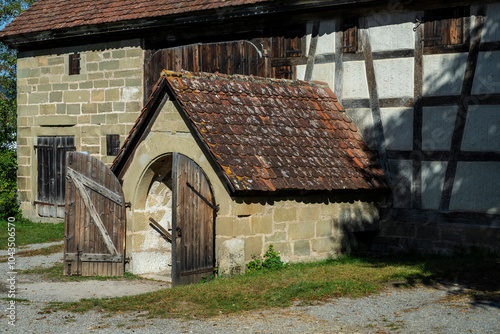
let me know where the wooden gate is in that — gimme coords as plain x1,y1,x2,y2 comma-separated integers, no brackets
64,152,126,276
172,153,217,286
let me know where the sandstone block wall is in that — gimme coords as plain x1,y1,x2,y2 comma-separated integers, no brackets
16,40,144,221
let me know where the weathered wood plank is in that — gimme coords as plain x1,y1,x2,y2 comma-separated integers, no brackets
67,167,122,206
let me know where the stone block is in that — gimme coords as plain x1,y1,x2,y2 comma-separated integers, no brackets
294,240,310,256
105,88,120,102
91,90,105,102
126,48,143,58
289,221,314,240
109,79,125,87
49,91,63,103
64,90,90,103
99,60,120,71
250,215,273,234
119,112,140,123
56,104,66,114
125,102,142,113
91,114,106,124
17,93,28,105
37,84,52,92
112,50,126,58
40,104,56,115
18,105,39,116
217,238,245,276
98,102,113,113
233,217,252,236
312,237,338,254
66,104,80,115
232,201,266,216
265,232,287,243
113,102,125,112
79,81,93,90
114,69,142,78
216,216,234,236
106,113,119,124
298,206,321,222
53,83,69,91
269,242,291,260
51,65,65,75
82,103,98,114
18,67,41,78
34,115,76,126
28,92,49,104
47,56,64,66
94,80,109,89
244,236,263,261
274,207,297,223
120,58,141,69
126,78,142,87
316,220,333,237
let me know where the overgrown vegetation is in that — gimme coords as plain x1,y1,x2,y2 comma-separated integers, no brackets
0,219,64,249
246,244,288,273
47,251,499,318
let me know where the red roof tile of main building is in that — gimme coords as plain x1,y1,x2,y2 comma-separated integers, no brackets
0,0,270,38
112,71,389,194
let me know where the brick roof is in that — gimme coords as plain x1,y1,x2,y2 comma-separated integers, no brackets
112,71,389,194
0,0,269,38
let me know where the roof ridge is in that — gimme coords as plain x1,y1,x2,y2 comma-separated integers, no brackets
161,69,330,89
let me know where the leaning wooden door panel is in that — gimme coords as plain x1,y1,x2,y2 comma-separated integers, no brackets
172,153,216,286
64,152,126,277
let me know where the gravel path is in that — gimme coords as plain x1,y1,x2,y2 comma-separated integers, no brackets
1,243,499,333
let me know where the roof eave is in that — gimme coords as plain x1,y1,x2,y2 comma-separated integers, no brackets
0,0,378,49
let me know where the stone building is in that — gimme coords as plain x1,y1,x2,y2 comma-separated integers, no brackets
0,0,498,267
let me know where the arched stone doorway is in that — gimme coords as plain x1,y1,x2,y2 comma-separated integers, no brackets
128,152,216,285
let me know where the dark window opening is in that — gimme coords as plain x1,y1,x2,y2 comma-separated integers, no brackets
423,6,470,47
342,18,358,53
35,136,75,218
69,53,81,75
106,134,120,156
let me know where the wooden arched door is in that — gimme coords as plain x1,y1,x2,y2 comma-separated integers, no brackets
171,153,217,286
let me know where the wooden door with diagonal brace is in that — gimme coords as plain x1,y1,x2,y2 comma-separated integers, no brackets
64,152,126,276
172,153,217,286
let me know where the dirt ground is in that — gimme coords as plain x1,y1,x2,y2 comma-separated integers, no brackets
1,243,499,333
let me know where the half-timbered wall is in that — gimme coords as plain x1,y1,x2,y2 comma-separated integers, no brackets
289,3,500,252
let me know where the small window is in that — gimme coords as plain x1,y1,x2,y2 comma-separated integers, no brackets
423,7,470,47
342,18,358,53
69,53,81,75
106,134,120,156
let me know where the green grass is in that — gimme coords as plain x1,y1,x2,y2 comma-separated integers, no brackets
0,219,64,249
47,251,499,318
20,262,142,282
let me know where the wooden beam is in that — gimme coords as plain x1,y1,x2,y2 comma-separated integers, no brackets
440,8,486,210
412,20,424,209
67,167,122,206
304,21,320,81
361,28,390,179
67,170,119,257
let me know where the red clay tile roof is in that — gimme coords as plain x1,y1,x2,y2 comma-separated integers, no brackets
112,71,389,193
0,0,270,38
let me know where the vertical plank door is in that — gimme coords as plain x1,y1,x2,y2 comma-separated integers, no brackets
64,152,126,277
172,153,216,286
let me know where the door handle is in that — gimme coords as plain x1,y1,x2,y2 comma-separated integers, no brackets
176,227,182,237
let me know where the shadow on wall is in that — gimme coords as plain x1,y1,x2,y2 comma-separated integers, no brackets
344,5,500,215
